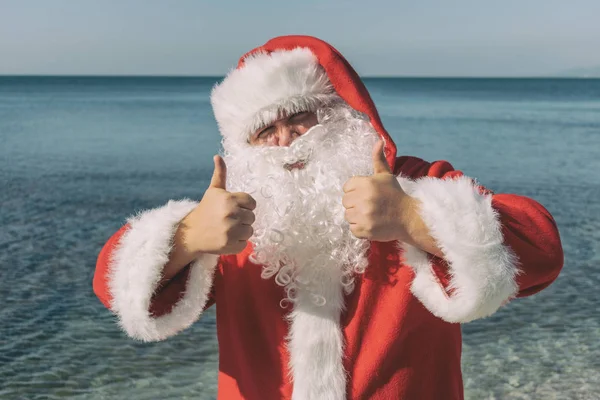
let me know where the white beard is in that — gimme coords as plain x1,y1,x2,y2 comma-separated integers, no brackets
223,104,380,308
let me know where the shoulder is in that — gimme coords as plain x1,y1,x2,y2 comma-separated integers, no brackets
394,155,463,180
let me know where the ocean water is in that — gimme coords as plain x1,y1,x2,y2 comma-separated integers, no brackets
1,77,599,400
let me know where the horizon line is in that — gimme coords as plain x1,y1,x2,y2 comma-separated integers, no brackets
1,74,598,79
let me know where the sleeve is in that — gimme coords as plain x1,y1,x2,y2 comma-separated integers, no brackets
92,199,220,342
395,157,564,323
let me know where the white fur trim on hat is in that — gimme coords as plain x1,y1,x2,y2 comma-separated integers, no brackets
108,199,219,342
398,175,520,323
211,47,339,144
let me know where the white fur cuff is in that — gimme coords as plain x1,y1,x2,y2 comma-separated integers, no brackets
398,176,520,323
108,199,218,341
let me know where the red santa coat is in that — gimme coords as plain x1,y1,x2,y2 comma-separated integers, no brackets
93,36,564,400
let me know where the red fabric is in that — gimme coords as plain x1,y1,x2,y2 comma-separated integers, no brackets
493,195,563,297
93,224,129,309
239,35,397,172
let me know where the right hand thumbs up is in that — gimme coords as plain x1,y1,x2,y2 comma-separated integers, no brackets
210,155,227,190
184,155,257,256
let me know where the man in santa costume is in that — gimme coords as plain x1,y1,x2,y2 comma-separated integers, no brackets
93,36,564,400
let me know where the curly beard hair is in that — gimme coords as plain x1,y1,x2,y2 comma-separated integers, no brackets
222,102,380,308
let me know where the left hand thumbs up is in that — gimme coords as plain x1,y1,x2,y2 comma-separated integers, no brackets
372,139,392,175
342,139,411,242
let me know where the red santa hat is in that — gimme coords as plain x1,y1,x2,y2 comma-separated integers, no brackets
210,35,398,171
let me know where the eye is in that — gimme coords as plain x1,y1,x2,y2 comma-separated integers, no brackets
256,126,274,140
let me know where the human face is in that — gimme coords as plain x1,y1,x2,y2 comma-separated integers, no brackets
223,103,379,307
249,111,319,147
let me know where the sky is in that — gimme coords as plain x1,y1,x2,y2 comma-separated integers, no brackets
1,0,599,77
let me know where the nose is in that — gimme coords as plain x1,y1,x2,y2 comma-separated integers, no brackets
277,126,300,147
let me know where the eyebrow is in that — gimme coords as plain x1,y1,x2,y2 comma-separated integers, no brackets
288,111,309,121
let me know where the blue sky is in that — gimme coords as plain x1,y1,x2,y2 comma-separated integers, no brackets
1,0,599,76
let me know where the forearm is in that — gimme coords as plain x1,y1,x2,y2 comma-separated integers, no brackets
160,214,202,286
399,196,444,259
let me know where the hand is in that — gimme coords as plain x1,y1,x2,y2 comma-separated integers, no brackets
342,140,415,242
183,155,257,255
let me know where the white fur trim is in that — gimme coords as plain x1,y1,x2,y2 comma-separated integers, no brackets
108,199,219,342
211,47,339,144
287,273,347,399
398,175,520,323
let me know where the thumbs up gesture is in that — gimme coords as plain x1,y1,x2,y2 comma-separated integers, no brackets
185,155,257,255
342,140,414,242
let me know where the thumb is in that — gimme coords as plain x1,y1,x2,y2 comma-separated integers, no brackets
372,139,392,174
210,155,227,189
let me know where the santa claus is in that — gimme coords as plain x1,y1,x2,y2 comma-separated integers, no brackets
93,36,564,400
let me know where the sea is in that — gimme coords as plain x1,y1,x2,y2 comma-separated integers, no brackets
1,77,599,400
